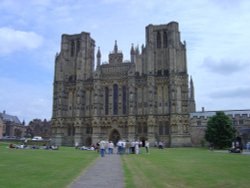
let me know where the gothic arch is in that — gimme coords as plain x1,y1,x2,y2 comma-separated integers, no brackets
122,85,127,114
105,87,109,115
163,31,168,48
109,129,121,146
85,137,92,146
139,136,147,147
157,31,161,48
113,84,118,115
71,41,75,57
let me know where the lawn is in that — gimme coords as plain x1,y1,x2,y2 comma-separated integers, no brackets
1,142,250,188
122,148,250,188
0,142,98,188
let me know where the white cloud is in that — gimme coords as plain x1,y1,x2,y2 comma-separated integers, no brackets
0,27,43,55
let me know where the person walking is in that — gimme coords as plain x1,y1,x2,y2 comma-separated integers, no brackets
108,141,114,154
145,140,150,154
135,141,139,154
99,140,106,157
126,140,131,154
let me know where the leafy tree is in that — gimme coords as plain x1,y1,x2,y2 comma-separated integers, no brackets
205,111,236,149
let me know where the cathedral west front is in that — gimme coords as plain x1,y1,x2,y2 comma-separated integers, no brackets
51,21,196,147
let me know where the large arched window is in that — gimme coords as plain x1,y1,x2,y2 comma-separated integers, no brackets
143,123,147,134
165,122,169,135
76,40,80,53
157,31,161,48
163,31,168,48
72,126,75,136
105,87,109,115
138,123,142,134
122,86,127,114
71,41,75,57
68,126,71,136
113,84,118,115
86,125,92,134
159,122,164,135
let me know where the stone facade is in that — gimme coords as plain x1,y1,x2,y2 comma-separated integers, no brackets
190,109,250,146
51,22,196,147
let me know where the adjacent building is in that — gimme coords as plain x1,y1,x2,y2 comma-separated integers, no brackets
26,119,51,139
0,110,26,138
190,109,250,146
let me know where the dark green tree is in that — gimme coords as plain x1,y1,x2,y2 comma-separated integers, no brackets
205,111,236,149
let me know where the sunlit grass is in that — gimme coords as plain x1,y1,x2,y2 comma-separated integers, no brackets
0,142,98,188
122,148,250,188
2,142,249,188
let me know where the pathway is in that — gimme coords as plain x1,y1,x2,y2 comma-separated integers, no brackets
69,154,124,188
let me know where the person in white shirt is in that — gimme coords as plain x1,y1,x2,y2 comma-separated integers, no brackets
135,141,140,154
145,141,150,154
99,140,106,157
108,141,114,154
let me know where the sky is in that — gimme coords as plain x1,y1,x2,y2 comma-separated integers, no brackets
0,0,250,124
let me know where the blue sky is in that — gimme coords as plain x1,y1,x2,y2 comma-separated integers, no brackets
0,0,250,123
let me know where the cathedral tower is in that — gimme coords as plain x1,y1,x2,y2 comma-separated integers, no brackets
52,32,95,146
140,22,191,146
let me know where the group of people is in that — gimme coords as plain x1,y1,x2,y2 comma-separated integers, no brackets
9,143,59,150
97,140,150,157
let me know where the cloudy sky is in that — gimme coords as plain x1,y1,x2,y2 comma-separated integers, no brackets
0,0,250,123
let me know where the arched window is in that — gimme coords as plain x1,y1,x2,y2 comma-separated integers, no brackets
157,31,161,48
165,122,169,135
143,123,147,133
71,41,75,57
113,84,118,115
86,125,92,134
159,122,164,135
138,123,142,134
122,86,127,114
77,40,80,53
163,31,168,48
105,87,109,115
68,126,71,136
72,126,75,136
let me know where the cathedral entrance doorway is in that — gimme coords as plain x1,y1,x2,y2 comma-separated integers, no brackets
85,137,92,146
140,136,146,147
109,129,120,146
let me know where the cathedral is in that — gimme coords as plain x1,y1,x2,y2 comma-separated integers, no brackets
51,21,196,147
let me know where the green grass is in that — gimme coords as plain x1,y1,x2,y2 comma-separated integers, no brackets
2,142,250,188
0,142,98,188
122,148,250,188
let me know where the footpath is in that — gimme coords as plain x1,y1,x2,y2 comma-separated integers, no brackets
69,154,124,188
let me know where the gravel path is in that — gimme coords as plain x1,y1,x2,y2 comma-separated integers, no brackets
69,154,124,188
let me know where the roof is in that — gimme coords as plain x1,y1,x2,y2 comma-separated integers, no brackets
190,109,250,119
0,112,21,124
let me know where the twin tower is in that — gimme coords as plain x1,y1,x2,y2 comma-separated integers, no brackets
51,21,196,147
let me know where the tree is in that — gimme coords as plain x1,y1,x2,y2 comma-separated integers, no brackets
205,111,236,149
